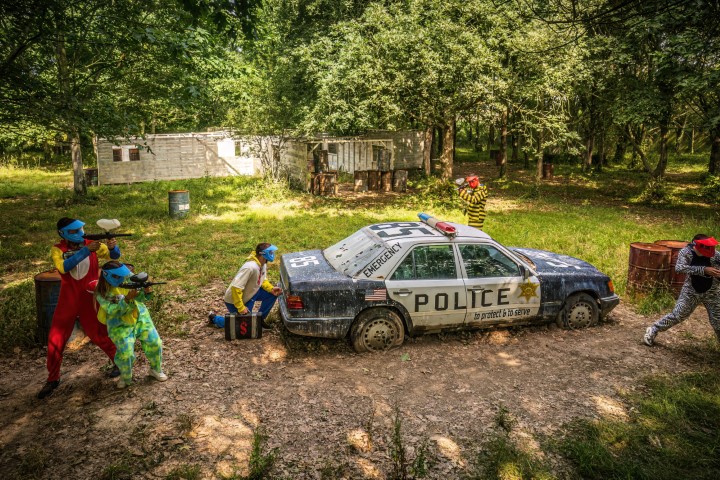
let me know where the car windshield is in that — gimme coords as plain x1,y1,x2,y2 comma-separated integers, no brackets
324,229,386,277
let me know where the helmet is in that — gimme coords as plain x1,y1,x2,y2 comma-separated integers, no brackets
466,176,480,189
694,237,718,257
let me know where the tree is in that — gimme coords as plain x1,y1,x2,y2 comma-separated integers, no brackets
0,0,229,194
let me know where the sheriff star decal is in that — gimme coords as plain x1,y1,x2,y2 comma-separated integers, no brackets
518,279,540,302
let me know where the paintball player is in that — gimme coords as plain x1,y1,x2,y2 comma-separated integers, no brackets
643,234,720,346
209,243,282,329
37,217,122,399
457,175,489,229
95,261,167,389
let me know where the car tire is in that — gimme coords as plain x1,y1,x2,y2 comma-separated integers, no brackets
351,308,405,353
557,293,599,329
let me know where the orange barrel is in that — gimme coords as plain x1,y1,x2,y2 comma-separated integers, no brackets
354,170,368,192
654,240,689,297
367,170,381,191
34,270,61,346
381,171,393,192
628,243,672,292
542,163,554,180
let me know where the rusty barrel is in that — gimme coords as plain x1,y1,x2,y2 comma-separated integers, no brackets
392,169,408,192
381,171,393,192
367,170,381,191
628,243,672,292
354,171,368,192
655,240,689,297
34,270,61,346
542,163,554,180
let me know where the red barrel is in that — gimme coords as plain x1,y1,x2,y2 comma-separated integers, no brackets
654,240,689,298
628,243,672,292
34,270,61,346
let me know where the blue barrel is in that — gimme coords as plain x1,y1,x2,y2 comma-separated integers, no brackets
34,270,61,346
168,190,190,219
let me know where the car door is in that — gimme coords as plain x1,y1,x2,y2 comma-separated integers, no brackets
458,243,541,326
385,244,467,329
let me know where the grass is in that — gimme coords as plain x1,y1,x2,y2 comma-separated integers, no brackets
558,368,720,480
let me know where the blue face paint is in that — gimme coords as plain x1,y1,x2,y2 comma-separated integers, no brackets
59,219,86,243
261,244,278,262
102,264,132,287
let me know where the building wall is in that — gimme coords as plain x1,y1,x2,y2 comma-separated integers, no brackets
96,133,258,185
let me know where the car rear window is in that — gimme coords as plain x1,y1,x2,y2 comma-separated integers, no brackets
324,229,386,277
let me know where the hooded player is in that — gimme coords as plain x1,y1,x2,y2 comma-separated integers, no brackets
37,217,122,399
209,243,283,328
457,175,489,229
643,234,720,346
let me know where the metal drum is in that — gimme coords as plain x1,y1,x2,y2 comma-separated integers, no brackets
628,243,672,292
392,169,408,192
34,270,61,346
168,190,190,219
654,240,689,298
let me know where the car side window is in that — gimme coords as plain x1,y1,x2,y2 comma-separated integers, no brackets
459,244,520,278
390,245,456,280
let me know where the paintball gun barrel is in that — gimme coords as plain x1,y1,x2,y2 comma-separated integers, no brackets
119,272,167,290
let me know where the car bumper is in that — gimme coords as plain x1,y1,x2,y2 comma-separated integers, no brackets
279,294,354,339
599,294,620,317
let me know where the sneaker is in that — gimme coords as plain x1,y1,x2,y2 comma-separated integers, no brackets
117,378,132,389
108,364,121,378
643,326,657,346
37,380,60,399
149,369,168,382
208,311,216,326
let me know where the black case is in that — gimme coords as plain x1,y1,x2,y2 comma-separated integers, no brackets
224,312,262,340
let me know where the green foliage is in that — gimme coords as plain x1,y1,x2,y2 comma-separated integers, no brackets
245,426,277,480
559,370,720,480
469,431,555,480
632,178,676,205
701,175,720,203
165,464,201,480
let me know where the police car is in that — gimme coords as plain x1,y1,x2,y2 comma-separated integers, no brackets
279,213,619,353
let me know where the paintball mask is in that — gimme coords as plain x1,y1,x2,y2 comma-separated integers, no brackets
102,263,132,287
466,176,480,189
693,237,718,258
260,245,278,262
57,218,86,244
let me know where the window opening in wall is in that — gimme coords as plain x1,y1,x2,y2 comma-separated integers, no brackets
327,143,337,154
112,148,122,162
129,148,140,161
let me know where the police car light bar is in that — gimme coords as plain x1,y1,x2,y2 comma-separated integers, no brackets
418,212,457,237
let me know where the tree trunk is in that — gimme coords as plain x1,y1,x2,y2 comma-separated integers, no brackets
71,128,86,195
474,119,481,152
511,133,519,163
653,124,669,178
584,135,594,172
689,127,695,154
613,134,627,164
439,119,455,181
435,127,443,161
536,129,544,180
487,123,495,152
452,119,457,166
499,106,508,178
709,126,720,175
423,126,432,176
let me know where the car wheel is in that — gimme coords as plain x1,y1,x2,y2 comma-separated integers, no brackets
558,293,599,329
351,309,405,353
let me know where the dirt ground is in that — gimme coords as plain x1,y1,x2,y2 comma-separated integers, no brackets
0,301,716,479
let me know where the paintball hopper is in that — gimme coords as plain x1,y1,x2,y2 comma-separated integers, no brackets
119,272,167,289
84,218,132,240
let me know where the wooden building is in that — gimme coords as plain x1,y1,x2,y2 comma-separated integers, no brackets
95,130,423,189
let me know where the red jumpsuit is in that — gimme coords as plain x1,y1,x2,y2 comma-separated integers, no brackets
45,240,117,382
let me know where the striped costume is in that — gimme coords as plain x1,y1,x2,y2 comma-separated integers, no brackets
458,185,488,229
96,288,163,385
649,245,720,342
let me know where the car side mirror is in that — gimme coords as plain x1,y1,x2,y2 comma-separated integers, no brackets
520,265,530,280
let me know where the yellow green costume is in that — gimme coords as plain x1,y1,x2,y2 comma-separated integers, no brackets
95,288,163,385
458,185,488,229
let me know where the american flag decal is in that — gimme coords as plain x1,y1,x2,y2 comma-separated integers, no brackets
365,288,387,301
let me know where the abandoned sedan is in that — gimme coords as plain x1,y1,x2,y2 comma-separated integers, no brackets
279,214,619,353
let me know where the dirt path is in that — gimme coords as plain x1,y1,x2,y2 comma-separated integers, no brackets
0,303,715,479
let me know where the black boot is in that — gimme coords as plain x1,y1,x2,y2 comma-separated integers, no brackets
108,364,121,378
37,380,60,399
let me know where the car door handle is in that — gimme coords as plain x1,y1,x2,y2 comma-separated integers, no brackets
467,286,485,291
393,289,413,296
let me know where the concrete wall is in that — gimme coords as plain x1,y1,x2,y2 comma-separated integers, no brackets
96,133,258,185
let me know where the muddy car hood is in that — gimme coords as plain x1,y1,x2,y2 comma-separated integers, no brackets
280,250,353,290
511,247,606,277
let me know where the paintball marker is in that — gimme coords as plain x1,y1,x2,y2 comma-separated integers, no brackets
119,272,167,289
83,219,133,241
454,177,467,188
